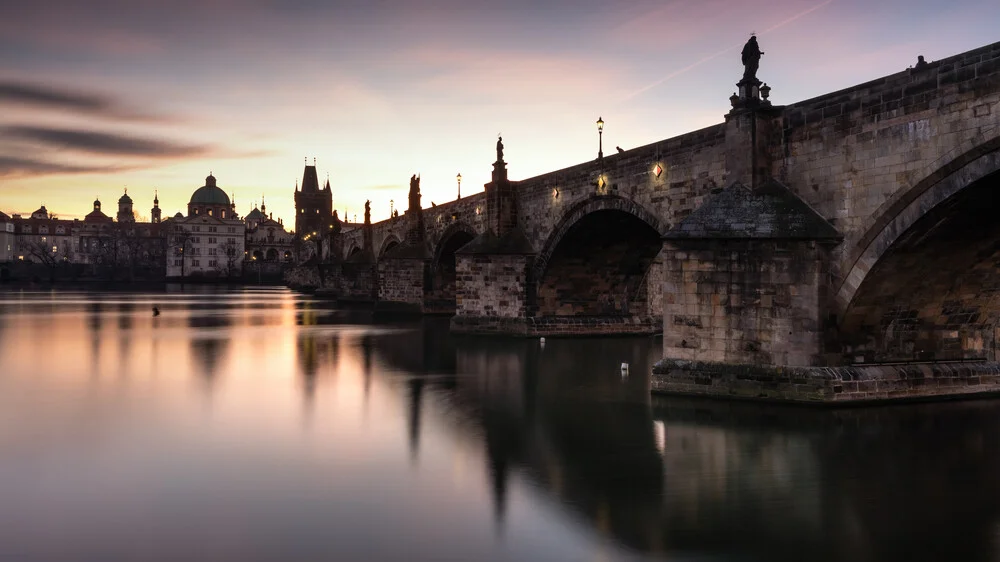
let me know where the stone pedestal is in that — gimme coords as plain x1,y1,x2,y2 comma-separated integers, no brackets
450,229,536,334
662,238,829,367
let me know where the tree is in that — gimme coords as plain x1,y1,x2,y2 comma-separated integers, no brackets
21,238,71,282
169,224,194,279
219,238,242,278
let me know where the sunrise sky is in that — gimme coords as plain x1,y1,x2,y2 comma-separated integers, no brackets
1,0,996,224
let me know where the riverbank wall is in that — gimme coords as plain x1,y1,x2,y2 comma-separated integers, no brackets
652,359,1000,404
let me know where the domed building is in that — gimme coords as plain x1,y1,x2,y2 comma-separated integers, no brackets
188,174,236,219
164,173,245,279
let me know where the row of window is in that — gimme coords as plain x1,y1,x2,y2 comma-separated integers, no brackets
191,226,224,233
19,225,67,235
173,259,219,268
192,209,229,218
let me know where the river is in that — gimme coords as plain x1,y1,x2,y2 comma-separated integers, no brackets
0,287,997,561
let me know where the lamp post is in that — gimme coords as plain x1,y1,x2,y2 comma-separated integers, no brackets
597,116,604,160
456,173,462,200
390,199,394,217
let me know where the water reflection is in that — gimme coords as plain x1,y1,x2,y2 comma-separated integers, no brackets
1,289,999,561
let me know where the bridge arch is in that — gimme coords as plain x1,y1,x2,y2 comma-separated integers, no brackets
836,135,1000,313
378,235,401,259
432,222,478,270
428,221,478,305
533,195,665,317
836,137,1000,361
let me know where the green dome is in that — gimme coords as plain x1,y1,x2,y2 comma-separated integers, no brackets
190,174,230,206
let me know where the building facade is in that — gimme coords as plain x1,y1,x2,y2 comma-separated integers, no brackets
245,198,294,262
165,174,245,279
11,206,76,264
0,212,14,263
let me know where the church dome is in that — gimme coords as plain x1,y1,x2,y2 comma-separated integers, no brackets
190,174,231,206
118,190,132,204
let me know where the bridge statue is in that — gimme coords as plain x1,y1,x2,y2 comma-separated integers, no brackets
364,200,371,225
496,135,504,162
408,174,421,212
741,35,763,84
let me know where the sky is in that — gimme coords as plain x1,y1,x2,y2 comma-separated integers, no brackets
0,0,997,224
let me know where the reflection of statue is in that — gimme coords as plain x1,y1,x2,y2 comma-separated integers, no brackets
408,174,421,212
364,200,371,225
496,135,504,162
741,35,763,84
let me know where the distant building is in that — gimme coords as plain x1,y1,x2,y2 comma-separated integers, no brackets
11,205,75,264
0,211,14,263
151,191,162,223
164,174,245,279
294,163,333,239
76,197,114,265
245,198,294,262
117,190,135,222
74,192,164,276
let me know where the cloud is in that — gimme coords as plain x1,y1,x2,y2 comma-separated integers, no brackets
0,156,130,178
0,81,175,122
3,126,208,158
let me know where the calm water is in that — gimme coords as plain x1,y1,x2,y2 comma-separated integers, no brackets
1,288,999,561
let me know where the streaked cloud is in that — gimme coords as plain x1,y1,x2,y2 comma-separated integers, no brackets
3,125,207,158
0,81,176,122
0,156,130,178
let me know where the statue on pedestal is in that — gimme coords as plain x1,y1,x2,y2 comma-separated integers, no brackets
364,200,371,225
408,174,421,212
496,135,504,162
741,35,764,84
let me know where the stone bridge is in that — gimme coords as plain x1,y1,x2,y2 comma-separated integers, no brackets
325,39,1000,399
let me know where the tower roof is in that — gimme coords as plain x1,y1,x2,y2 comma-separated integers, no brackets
118,189,132,204
301,165,320,193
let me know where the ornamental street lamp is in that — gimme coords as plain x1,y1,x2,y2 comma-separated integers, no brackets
456,173,462,200
597,116,604,160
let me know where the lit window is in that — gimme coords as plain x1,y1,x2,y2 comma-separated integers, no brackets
208,210,213,216
52,246,57,252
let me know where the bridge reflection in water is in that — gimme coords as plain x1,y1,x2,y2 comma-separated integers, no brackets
382,322,1000,562
2,290,1000,561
